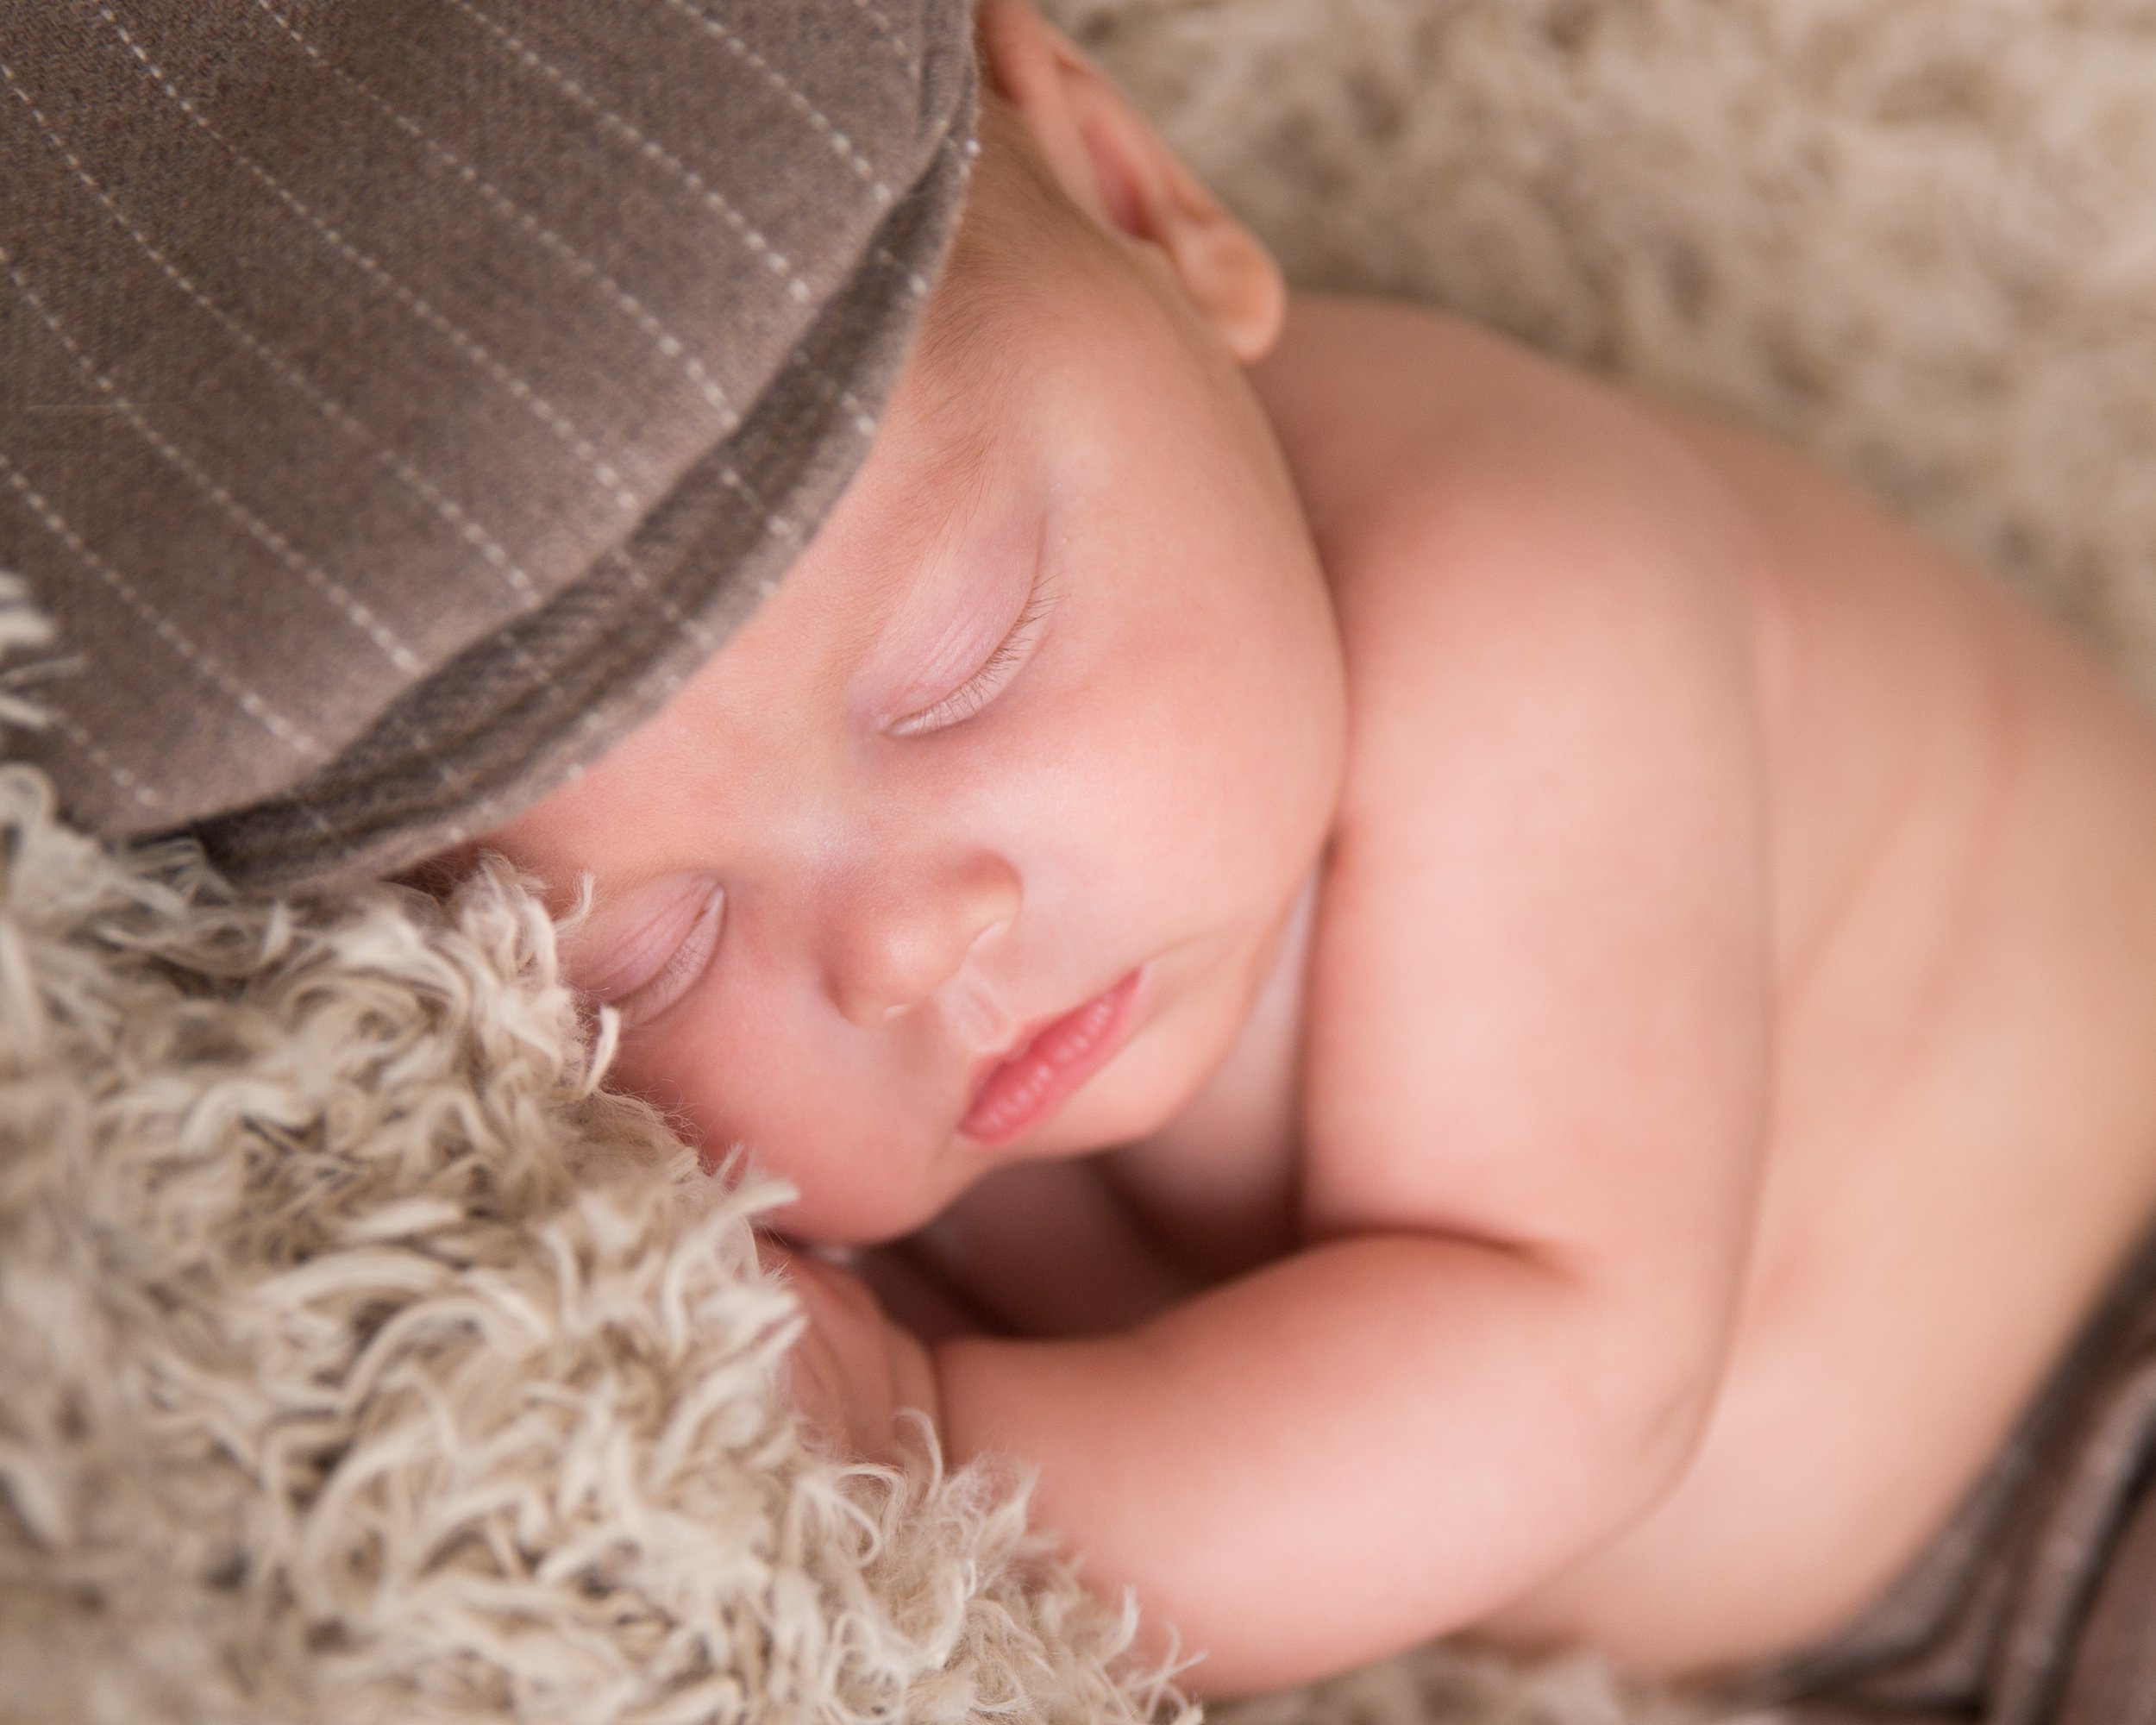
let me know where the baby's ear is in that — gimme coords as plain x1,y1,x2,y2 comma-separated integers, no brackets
975,0,1285,363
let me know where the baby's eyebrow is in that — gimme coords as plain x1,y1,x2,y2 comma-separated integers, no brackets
842,423,1008,658
840,421,1031,706
891,418,1002,577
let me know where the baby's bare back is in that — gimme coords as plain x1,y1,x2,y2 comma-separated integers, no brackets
1258,297,2156,1673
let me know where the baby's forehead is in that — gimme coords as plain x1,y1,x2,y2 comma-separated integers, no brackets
900,119,1123,428
735,405,1013,662
740,150,1120,666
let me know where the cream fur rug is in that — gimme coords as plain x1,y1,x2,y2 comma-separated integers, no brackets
0,749,1169,1725
13,2,2156,1720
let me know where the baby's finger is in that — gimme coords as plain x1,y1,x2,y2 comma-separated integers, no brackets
761,1239,939,1460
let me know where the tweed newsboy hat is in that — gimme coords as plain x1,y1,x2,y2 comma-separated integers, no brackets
0,0,978,889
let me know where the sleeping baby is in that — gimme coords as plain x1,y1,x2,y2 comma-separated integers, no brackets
478,1,2156,1709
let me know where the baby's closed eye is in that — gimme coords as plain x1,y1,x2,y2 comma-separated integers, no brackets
884,563,1058,737
561,872,725,1030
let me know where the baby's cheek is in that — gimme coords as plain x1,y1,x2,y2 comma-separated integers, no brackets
1099,683,1332,919
619,996,841,1176
711,1081,958,1245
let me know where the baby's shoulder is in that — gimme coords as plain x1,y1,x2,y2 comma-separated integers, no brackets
1252,293,1765,645
1253,294,1771,837
1258,299,1778,1239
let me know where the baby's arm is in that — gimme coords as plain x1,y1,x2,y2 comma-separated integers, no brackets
949,401,1777,1691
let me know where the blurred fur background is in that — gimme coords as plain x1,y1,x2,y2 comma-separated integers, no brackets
1050,0,2156,699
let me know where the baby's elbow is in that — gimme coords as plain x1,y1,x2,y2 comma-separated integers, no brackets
1636,1369,1719,1502
1595,1333,1725,1537
1551,1217,1751,1538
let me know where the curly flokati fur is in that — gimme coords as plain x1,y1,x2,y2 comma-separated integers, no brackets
0,765,1168,1725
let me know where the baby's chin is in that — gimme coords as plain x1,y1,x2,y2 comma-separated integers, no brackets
751,1088,1182,1251
755,1176,952,1250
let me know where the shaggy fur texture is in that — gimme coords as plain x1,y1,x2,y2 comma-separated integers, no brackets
13,3,2156,1721
0,759,1166,1724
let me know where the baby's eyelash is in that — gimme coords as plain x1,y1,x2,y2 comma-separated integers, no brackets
608,884,725,1032
888,569,1058,737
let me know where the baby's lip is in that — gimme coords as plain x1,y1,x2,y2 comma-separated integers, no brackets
958,969,1145,1147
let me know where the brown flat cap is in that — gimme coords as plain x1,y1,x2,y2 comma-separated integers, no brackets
0,0,977,888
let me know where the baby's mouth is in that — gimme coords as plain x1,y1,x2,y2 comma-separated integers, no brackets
959,969,1144,1147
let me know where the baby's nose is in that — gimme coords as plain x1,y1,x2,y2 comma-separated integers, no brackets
822,851,1021,1027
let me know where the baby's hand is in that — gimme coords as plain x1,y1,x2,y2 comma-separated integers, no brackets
763,1239,943,1464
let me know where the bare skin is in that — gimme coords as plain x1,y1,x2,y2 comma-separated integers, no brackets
482,0,2156,1697
881,293,2156,1688
1235,297,2156,1672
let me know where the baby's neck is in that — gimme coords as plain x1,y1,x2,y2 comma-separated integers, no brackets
1105,866,1321,1279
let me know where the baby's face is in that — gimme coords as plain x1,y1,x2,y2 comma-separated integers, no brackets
487,165,1344,1244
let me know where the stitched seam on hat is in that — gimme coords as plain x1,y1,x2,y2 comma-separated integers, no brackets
85,1,644,515
39,692,161,811
847,0,918,72
249,0,744,432
0,448,319,757
0,249,423,675
661,0,893,205
617,551,718,656
0,57,544,605
442,0,818,308
0,253,459,800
